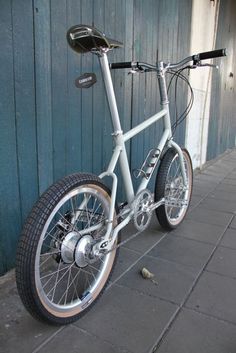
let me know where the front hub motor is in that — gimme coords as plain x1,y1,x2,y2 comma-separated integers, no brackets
60,232,94,267
60,231,80,264
74,234,94,268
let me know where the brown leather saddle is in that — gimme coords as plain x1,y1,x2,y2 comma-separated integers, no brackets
67,24,123,54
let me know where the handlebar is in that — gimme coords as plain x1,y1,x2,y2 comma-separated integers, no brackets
110,61,159,73
110,48,227,71
169,48,226,69
110,61,156,70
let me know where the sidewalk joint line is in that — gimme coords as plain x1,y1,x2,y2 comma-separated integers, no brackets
31,326,65,353
205,268,236,282
71,322,134,353
184,306,236,328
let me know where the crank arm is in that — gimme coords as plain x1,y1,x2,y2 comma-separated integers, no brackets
148,198,165,212
165,199,189,207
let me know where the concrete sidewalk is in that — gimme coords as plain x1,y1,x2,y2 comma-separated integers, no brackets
1,149,236,353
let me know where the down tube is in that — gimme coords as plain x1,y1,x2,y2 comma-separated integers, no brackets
137,128,170,193
117,135,135,203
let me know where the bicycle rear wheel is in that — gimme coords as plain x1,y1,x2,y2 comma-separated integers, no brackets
16,173,118,325
154,148,193,230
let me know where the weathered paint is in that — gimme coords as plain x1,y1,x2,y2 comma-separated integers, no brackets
0,0,192,275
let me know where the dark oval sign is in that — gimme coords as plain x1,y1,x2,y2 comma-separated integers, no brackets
75,72,97,88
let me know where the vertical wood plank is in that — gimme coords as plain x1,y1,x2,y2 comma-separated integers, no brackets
175,0,192,145
0,1,21,274
34,0,53,194
12,0,38,221
81,0,93,172
51,0,68,180
103,0,116,170
131,0,161,191
131,0,145,192
114,0,134,201
93,0,105,175
66,0,82,174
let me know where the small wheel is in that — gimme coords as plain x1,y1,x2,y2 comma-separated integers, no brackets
16,173,118,325
154,148,193,230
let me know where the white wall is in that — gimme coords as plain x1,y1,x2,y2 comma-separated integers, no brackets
185,0,220,169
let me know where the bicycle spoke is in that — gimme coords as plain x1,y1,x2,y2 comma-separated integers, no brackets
41,264,71,281
88,263,102,274
73,195,92,230
47,261,75,299
50,260,63,301
71,268,81,301
83,270,92,293
40,251,59,268
40,250,60,257
57,211,73,228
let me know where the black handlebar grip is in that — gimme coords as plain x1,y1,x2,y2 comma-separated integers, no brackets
110,62,133,69
193,48,226,61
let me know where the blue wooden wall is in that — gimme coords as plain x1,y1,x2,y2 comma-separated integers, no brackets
0,0,192,275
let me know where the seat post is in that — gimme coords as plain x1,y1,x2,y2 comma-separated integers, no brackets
99,52,122,134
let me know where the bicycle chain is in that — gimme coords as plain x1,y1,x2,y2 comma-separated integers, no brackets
102,227,144,255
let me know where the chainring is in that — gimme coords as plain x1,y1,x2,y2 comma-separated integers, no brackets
133,189,153,231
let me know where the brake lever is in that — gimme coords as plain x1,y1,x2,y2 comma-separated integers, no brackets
128,68,145,75
198,63,219,69
189,62,219,70
128,69,138,75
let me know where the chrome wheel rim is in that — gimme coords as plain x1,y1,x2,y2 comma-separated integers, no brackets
164,153,191,225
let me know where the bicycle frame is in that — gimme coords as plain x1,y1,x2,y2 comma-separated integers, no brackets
95,52,187,252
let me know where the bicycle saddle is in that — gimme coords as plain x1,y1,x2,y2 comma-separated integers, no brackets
67,24,123,54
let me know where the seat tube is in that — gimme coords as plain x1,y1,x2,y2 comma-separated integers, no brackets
99,52,134,203
99,52,122,132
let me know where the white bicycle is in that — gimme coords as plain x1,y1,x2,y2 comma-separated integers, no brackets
16,25,226,325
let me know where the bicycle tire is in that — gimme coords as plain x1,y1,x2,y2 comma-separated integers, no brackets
16,173,119,325
154,148,193,230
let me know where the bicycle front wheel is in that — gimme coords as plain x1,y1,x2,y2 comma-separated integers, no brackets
16,173,118,325
154,148,193,230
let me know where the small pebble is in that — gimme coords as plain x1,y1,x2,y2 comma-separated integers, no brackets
140,267,155,279
140,267,158,285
